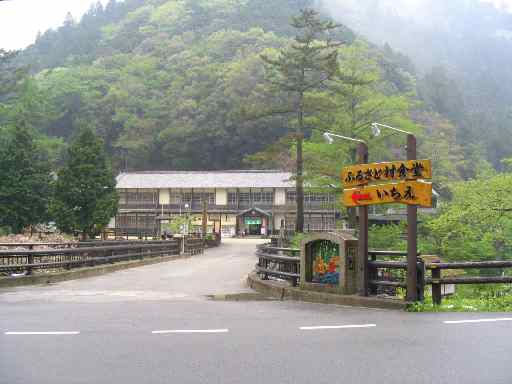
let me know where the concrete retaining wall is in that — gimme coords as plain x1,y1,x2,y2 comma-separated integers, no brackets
247,272,406,310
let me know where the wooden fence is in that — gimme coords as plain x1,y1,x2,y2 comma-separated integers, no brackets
255,244,512,304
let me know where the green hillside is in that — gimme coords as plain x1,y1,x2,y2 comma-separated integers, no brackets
1,0,454,179
4,0,357,170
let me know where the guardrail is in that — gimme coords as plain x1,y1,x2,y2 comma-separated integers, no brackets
0,237,205,277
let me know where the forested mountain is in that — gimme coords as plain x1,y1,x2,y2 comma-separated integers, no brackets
1,0,506,180
322,0,512,171
6,0,358,171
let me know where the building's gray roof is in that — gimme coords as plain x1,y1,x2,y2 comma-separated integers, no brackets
116,171,294,189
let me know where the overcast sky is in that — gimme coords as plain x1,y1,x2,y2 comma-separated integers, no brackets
0,0,111,50
0,0,511,50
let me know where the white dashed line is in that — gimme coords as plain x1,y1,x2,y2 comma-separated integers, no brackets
152,329,229,334
444,318,512,325
4,331,80,335
300,324,376,330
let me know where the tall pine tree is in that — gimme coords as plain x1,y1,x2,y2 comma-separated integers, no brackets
0,125,52,233
51,128,118,239
261,8,341,232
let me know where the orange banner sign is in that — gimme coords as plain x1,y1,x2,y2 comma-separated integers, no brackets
342,181,433,208
342,159,432,187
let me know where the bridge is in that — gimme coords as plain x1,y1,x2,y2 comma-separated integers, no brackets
1,238,511,384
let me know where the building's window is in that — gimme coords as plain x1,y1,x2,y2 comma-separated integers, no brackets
119,191,127,204
286,190,296,202
170,191,181,204
239,192,250,205
139,191,155,203
227,192,237,205
252,191,262,202
127,192,138,203
192,192,202,205
252,191,273,204
139,215,156,229
307,193,327,203
206,192,215,205
193,192,215,205
118,214,138,228
182,192,192,203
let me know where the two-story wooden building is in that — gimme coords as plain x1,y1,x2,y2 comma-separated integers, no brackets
114,170,336,236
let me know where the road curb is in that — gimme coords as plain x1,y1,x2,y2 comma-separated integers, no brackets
247,272,406,310
207,292,275,301
0,254,191,288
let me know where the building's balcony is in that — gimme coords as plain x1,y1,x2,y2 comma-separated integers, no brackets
284,202,336,210
118,201,336,212
118,202,158,210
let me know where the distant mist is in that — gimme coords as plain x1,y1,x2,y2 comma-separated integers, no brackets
319,0,512,73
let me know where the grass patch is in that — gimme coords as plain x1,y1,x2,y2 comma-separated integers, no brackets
407,284,512,312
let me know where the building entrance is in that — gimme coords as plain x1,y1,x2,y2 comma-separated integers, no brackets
248,223,262,235
237,208,271,237
245,217,262,235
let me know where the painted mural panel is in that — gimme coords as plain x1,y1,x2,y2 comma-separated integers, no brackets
312,240,340,285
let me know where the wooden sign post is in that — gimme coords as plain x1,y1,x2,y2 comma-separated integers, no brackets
406,134,418,302
357,143,369,297
341,150,433,301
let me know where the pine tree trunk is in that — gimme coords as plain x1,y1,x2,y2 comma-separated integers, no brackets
296,94,305,234
296,133,304,233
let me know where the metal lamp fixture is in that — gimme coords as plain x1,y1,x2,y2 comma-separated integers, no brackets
371,122,412,137
323,131,366,145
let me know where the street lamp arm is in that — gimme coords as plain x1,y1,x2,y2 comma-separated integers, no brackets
323,131,366,144
372,122,412,136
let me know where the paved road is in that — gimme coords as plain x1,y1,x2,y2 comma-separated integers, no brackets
1,239,512,384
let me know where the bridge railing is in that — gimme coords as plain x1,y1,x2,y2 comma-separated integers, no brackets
255,244,512,304
255,244,300,286
0,240,172,250
184,236,205,255
426,260,512,305
0,237,205,277
368,254,512,304
367,250,424,298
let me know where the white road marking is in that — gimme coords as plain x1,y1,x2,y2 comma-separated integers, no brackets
299,324,376,330
444,318,512,325
4,331,80,335
152,329,229,334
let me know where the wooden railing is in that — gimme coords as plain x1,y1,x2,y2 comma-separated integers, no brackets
255,244,300,286
426,260,512,305
184,236,205,255
0,240,168,250
0,237,205,277
368,254,512,304
255,244,512,304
